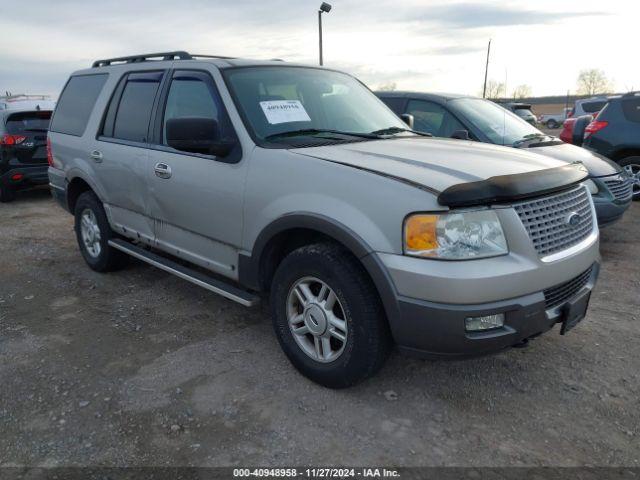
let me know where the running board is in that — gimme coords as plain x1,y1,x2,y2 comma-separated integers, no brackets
108,238,260,307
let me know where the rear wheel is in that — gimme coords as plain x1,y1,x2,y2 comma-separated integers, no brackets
270,243,391,388
619,156,640,201
0,185,16,203
546,119,558,129
74,191,129,271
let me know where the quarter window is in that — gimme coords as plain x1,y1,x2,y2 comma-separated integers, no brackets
50,74,108,136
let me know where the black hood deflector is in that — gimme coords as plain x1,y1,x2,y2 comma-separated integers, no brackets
438,163,589,207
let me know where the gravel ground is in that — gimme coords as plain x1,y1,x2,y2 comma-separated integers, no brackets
0,188,638,467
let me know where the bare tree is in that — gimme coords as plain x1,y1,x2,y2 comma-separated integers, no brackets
512,84,532,99
577,69,612,96
482,80,505,99
378,82,397,92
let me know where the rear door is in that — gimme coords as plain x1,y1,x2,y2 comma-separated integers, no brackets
4,111,51,165
95,70,166,243
146,69,246,278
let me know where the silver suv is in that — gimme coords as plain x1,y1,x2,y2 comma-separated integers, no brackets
48,52,600,388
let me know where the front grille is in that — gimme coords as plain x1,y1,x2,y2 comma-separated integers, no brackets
514,186,594,258
603,175,633,202
544,266,593,310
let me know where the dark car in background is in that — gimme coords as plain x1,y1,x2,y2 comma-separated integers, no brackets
582,92,640,200
0,109,52,202
376,91,632,226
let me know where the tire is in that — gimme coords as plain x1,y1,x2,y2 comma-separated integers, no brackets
0,185,16,203
619,156,640,201
270,243,391,388
74,191,129,272
546,119,558,129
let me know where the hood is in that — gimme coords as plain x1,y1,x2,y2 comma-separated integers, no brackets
527,142,620,177
292,137,572,193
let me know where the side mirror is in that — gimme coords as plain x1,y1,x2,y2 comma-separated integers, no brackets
166,117,235,157
400,114,414,129
572,115,593,147
450,129,470,140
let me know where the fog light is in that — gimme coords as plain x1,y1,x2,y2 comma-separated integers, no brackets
465,313,505,332
11,173,24,182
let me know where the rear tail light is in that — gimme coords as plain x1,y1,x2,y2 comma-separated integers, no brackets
46,137,54,166
11,173,24,182
0,134,26,145
584,120,608,138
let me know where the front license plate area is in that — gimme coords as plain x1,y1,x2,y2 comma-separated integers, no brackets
560,291,591,335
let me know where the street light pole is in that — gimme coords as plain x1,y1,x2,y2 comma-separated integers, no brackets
318,3,332,66
482,39,491,99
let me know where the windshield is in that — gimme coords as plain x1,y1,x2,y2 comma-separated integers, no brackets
450,98,542,145
223,67,406,144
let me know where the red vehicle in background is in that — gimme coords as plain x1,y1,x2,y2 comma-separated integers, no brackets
559,115,594,146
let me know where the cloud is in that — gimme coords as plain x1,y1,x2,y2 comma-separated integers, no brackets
414,3,605,29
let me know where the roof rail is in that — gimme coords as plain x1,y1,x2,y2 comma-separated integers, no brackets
92,51,193,68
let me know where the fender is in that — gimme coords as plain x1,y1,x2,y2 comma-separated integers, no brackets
238,213,401,326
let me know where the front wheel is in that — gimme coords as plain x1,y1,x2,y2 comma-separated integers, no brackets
270,243,391,388
74,191,129,271
619,156,640,201
546,119,558,129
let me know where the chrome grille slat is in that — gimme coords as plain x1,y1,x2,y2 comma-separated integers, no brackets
514,186,595,257
603,176,633,201
544,266,593,310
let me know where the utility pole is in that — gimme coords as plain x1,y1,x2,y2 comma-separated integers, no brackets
482,39,491,99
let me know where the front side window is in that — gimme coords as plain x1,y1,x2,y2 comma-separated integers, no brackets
406,100,464,137
223,67,405,144
450,98,541,145
162,74,220,144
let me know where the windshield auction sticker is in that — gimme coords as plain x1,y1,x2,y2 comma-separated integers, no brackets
260,100,311,124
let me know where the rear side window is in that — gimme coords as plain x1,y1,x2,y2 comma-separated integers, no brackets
407,99,464,137
50,74,108,136
102,71,163,143
582,101,606,113
622,97,640,123
6,111,52,134
379,97,405,115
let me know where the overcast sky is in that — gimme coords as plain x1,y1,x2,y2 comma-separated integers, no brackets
0,0,637,98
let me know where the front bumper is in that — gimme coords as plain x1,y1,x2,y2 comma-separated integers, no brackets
0,165,49,190
591,175,632,227
393,263,599,357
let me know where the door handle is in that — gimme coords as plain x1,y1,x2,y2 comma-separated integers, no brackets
90,150,103,163
154,162,172,179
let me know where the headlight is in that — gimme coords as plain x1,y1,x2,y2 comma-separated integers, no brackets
404,210,508,260
584,179,599,195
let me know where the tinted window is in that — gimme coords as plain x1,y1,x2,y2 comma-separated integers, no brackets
379,96,405,115
582,101,606,113
622,97,640,123
6,111,52,134
406,99,464,137
50,74,108,136
111,72,162,142
163,76,219,144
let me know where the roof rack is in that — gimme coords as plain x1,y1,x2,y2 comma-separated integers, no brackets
91,51,239,68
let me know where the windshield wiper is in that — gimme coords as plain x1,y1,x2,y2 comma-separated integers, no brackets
512,133,549,147
265,128,379,141
369,126,432,137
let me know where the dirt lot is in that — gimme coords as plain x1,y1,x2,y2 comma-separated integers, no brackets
0,189,638,467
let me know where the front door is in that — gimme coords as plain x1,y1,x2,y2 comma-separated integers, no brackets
147,69,247,279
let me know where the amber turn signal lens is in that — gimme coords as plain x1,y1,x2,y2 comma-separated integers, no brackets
404,215,439,252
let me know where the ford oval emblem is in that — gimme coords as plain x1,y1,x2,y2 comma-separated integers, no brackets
566,212,581,227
